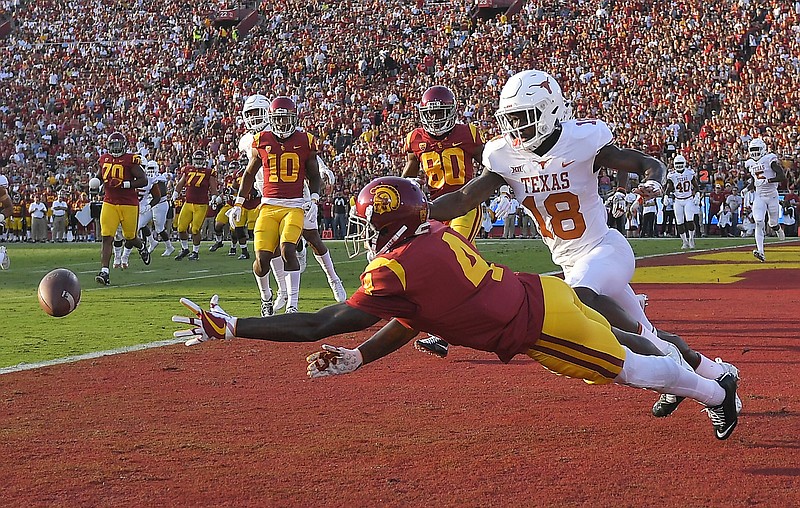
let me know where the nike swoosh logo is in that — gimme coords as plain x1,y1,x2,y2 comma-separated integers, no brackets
451,142,463,147
293,146,302,149
204,312,227,337
561,160,576,167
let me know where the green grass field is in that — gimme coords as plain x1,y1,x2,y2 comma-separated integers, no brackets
0,236,756,368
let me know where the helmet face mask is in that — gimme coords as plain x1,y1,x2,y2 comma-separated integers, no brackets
345,177,430,259
268,96,298,138
192,150,206,167
242,94,270,132
145,161,159,179
748,138,766,160
495,70,565,152
108,132,127,157
673,155,687,173
418,86,457,136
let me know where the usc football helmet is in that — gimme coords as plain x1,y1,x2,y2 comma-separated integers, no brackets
495,69,565,151
748,138,767,160
418,86,457,136
108,132,127,157
673,154,687,173
268,96,298,139
242,94,270,132
192,150,206,167
345,176,430,260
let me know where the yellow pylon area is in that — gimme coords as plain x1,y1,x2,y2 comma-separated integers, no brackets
632,246,800,284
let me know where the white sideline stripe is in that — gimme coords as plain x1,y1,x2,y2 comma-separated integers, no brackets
0,338,185,375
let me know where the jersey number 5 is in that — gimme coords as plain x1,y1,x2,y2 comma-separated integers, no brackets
522,191,586,240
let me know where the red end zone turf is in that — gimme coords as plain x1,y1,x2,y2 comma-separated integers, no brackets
1,243,798,507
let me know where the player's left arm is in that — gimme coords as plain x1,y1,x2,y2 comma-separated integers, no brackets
769,160,786,184
356,318,419,364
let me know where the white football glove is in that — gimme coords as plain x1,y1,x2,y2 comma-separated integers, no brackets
636,180,663,199
226,204,243,228
303,200,318,220
493,195,512,221
306,345,363,378
321,167,336,186
172,294,238,346
692,193,702,207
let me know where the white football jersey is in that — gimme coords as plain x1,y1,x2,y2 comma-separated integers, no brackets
483,119,613,266
0,173,8,188
748,153,780,198
238,132,262,193
667,168,696,200
137,175,156,206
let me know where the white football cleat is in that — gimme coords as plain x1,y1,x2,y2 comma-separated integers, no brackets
329,279,347,303
162,244,175,257
681,240,689,250
273,292,288,312
688,237,695,249
297,239,307,273
776,228,786,241
636,293,648,312
0,246,9,270
113,258,121,269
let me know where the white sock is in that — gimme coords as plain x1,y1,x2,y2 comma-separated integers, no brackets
679,232,687,242
254,272,272,302
315,251,339,282
122,247,132,260
694,354,725,379
215,234,222,242
688,229,695,240
114,245,123,259
615,348,725,406
192,244,200,253
286,270,301,309
271,256,287,295
755,221,765,253
180,239,189,250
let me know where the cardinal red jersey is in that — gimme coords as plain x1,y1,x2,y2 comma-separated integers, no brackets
253,130,315,200
98,153,142,205
404,123,483,199
346,221,544,363
180,165,216,204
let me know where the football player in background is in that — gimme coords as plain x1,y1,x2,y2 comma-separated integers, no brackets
402,85,485,358
228,96,321,316
173,176,740,441
140,160,174,256
172,150,218,261
426,69,739,418
664,154,701,249
95,132,151,285
7,193,27,242
209,160,238,255
746,138,786,262
270,156,347,311
0,173,12,268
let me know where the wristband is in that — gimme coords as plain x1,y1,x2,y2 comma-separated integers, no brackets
310,192,320,203
172,191,179,201
234,197,245,206
123,181,131,189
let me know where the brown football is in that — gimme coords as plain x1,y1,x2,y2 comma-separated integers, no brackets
38,268,82,317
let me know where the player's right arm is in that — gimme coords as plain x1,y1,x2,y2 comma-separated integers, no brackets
172,172,186,200
429,170,505,221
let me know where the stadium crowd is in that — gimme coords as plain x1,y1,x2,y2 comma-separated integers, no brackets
0,0,799,242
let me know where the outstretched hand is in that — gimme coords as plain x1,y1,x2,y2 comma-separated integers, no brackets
172,294,238,346
306,345,363,378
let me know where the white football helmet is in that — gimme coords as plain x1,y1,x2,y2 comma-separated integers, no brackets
673,155,687,173
242,94,270,132
748,138,767,160
89,177,102,190
495,70,565,151
146,161,159,179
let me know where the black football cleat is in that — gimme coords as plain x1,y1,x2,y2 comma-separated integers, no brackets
227,247,237,256
209,241,224,252
414,336,449,358
704,372,739,440
652,394,685,417
139,246,151,266
174,248,190,261
238,251,250,260
95,271,110,286
187,251,199,261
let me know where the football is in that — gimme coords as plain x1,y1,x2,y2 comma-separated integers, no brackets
38,268,82,317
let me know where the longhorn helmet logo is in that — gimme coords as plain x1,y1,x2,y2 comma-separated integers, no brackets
369,184,401,215
527,78,552,95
